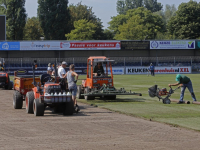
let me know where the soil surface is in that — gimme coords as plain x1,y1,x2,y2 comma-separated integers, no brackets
1,89,200,150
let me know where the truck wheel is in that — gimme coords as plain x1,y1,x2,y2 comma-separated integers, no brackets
76,85,84,99
13,91,23,109
33,99,44,116
26,91,34,114
63,99,74,116
84,88,94,100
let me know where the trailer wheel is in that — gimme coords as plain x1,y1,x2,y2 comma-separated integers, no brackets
33,99,44,116
84,87,94,100
63,99,74,116
13,91,23,109
76,85,84,99
26,91,34,114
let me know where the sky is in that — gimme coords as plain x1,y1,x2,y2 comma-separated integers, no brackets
25,0,200,29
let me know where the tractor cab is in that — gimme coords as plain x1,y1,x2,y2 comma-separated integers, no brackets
84,56,115,89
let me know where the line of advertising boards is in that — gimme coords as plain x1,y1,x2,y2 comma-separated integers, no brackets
0,40,200,50
6,66,192,76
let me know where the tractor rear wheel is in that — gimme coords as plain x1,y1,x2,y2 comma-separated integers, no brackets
63,100,74,116
76,85,84,99
8,81,13,90
13,91,23,109
84,87,94,100
33,99,44,116
26,91,34,114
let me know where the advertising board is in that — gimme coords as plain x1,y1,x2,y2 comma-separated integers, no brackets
121,41,149,50
0,42,20,50
20,42,60,50
126,67,192,74
150,41,195,49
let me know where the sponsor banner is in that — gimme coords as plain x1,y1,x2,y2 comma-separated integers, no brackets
20,42,60,50
60,41,121,50
195,40,200,49
150,41,195,49
121,41,150,50
0,42,20,50
126,67,191,74
6,67,87,76
104,67,124,75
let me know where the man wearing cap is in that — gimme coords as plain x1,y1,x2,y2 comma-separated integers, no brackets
168,74,197,104
47,63,53,75
58,61,68,90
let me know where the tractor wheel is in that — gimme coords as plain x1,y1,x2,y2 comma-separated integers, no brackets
76,85,84,99
13,91,23,109
26,91,34,114
33,99,44,116
106,95,116,100
63,99,74,116
84,88,94,100
8,81,13,90
53,104,65,113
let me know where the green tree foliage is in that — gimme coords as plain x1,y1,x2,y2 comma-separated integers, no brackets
23,17,44,40
168,0,200,39
38,0,70,40
68,2,104,40
103,29,114,40
116,0,162,14
109,7,164,40
1,0,27,40
65,19,97,40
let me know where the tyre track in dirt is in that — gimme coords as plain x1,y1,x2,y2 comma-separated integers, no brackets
0,90,200,150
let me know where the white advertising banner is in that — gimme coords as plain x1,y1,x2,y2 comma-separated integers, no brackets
150,41,195,49
20,42,60,50
126,67,192,74
60,41,121,50
104,67,124,75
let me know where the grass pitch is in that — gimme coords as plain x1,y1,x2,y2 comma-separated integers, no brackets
77,74,200,131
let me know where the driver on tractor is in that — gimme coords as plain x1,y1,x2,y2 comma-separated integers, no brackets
0,62,4,71
93,62,104,76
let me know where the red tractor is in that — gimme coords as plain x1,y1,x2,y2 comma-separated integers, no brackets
0,61,13,90
14,60,74,116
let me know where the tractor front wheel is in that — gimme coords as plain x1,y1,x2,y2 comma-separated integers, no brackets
26,91,34,114
33,99,44,116
13,91,23,109
84,88,94,100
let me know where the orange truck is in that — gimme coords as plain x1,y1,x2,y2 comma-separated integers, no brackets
76,56,142,100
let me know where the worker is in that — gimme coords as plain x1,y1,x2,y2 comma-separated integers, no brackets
168,74,197,104
148,63,155,76
67,64,80,112
47,63,52,75
93,62,104,76
0,61,4,71
58,61,67,90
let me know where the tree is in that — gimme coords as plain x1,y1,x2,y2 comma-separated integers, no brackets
113,7,164,40
168,0,200,39
68,2,104,40
103,29,114,40
23,17,44,40
116,0,162,14
38,0,70,40
65,19,97,40
1,0,27,40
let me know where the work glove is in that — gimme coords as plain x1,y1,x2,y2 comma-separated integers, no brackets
74,80,77,83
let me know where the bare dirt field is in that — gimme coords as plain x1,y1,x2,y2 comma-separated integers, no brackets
1,90,200,150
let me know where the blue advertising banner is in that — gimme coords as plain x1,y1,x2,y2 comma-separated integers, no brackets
150,40,195,49
0,42,20,50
